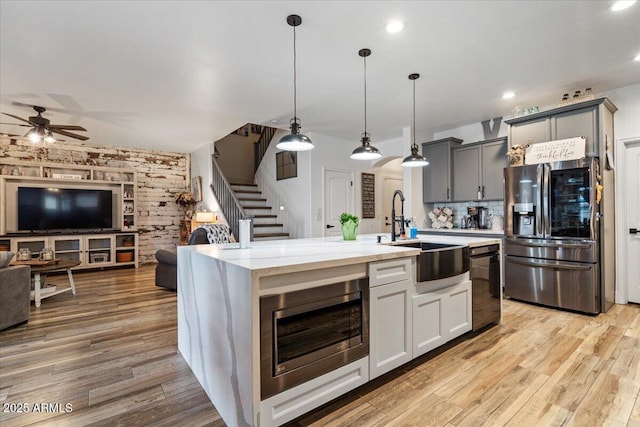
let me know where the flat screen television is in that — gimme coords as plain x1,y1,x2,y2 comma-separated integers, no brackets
17,187,114,231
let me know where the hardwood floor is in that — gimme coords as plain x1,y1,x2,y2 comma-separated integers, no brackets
1,265,638,426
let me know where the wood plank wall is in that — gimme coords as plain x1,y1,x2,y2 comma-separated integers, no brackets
0,136,190,264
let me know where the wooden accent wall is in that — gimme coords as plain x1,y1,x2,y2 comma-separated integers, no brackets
0,136,190,264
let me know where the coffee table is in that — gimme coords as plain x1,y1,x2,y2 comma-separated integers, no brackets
30,260,81,307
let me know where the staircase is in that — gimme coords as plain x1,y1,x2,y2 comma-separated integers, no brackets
230,183,289,241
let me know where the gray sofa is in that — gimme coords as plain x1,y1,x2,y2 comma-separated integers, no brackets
155,225,232,291
0,265,31,331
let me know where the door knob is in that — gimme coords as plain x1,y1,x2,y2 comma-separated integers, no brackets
630,228,638,234
326,224,335,229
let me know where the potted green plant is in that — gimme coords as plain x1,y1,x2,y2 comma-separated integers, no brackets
339,213,360,241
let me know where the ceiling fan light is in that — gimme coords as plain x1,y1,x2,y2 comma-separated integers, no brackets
44,131,56,143
27,128,42,143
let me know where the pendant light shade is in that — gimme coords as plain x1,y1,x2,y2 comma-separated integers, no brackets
351,48,381,160
277,14,313,152
402,73,429,168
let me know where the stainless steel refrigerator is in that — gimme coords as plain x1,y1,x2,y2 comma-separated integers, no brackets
504,158,603,314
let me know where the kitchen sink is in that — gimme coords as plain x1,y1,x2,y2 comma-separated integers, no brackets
391,240,469,282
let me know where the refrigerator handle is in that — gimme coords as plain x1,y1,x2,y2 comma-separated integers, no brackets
538,164,547,237
507,257,592,271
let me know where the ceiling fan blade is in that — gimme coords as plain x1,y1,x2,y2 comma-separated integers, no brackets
11,101,68,113
2,112,32,124
50,128,89,141
49,124,87,131
0,122,31,127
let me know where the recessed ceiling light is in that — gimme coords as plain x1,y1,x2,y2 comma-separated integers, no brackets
634,53,640,61
385,20,405,34
502,91,516,100
611,0,636,11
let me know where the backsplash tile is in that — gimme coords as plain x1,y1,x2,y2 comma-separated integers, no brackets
423,200,504,229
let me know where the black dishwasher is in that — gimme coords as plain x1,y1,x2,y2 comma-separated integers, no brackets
470,244,501,331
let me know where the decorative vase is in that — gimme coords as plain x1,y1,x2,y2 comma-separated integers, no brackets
341,220,358,241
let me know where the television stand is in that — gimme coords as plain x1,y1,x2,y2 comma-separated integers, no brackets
1,232,138,271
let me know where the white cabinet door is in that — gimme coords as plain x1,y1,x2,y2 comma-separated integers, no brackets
413,279,472,358
444,280,472,339
369,279,412,379
412,291,446,357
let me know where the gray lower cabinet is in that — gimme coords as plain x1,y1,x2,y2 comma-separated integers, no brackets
506,98,617,157
452,137,508,201
422,137,462,203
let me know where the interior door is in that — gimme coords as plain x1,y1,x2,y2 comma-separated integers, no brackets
625,142,640,303
382,177,403,233
323,169,354,237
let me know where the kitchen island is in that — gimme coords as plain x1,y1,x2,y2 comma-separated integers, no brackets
177,234,500,427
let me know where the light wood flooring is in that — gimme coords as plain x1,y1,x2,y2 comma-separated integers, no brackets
1,265,639,427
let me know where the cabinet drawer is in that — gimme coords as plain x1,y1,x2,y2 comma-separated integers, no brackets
369,258,413,287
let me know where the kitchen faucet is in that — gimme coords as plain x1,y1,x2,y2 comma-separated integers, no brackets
391,189,405,242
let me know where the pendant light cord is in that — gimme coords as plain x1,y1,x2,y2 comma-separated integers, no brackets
412,78,416,150
363,54,367,135
293,24,297,121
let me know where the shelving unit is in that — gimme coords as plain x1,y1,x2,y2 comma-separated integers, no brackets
0,159,139,270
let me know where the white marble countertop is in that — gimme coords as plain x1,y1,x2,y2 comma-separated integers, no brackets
180,233,500,276
419,228,505,235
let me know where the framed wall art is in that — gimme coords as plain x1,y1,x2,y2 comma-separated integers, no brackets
361,172,375,218
276,151,297,180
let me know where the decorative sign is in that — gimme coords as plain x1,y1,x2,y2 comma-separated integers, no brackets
525,136,586,165
481,117,502,139
361,173,375,219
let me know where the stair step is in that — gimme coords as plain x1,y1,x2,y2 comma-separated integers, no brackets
238,198,267,202
253,226,285,234
235,190,262,195
252,215,278,225
230,182,257,187
244,206,272,210
254,232,289,240
254,223,283,228
231,184,258,192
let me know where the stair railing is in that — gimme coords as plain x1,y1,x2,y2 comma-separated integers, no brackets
254,126,277,172
211,156,252,240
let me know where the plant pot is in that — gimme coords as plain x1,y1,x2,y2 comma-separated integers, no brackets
341,220,358,241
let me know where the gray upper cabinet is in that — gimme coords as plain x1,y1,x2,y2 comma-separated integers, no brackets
452,145,480,201
506,97,617,158
452,137,508,202
422,137,462,203
481,139,509,200
552,107,598,156
509,117,550,147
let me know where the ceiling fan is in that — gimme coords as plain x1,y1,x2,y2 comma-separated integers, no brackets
1,105,89,142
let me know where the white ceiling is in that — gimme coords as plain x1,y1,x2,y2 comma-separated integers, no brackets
1,1,639,153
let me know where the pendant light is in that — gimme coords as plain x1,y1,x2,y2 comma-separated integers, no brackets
276,14,313,152
402,73,429,168
351,48,381,160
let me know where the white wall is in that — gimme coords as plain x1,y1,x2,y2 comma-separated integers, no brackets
433,118,508,145
190,142,221,217
255,129,313,238
603,82,640,304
